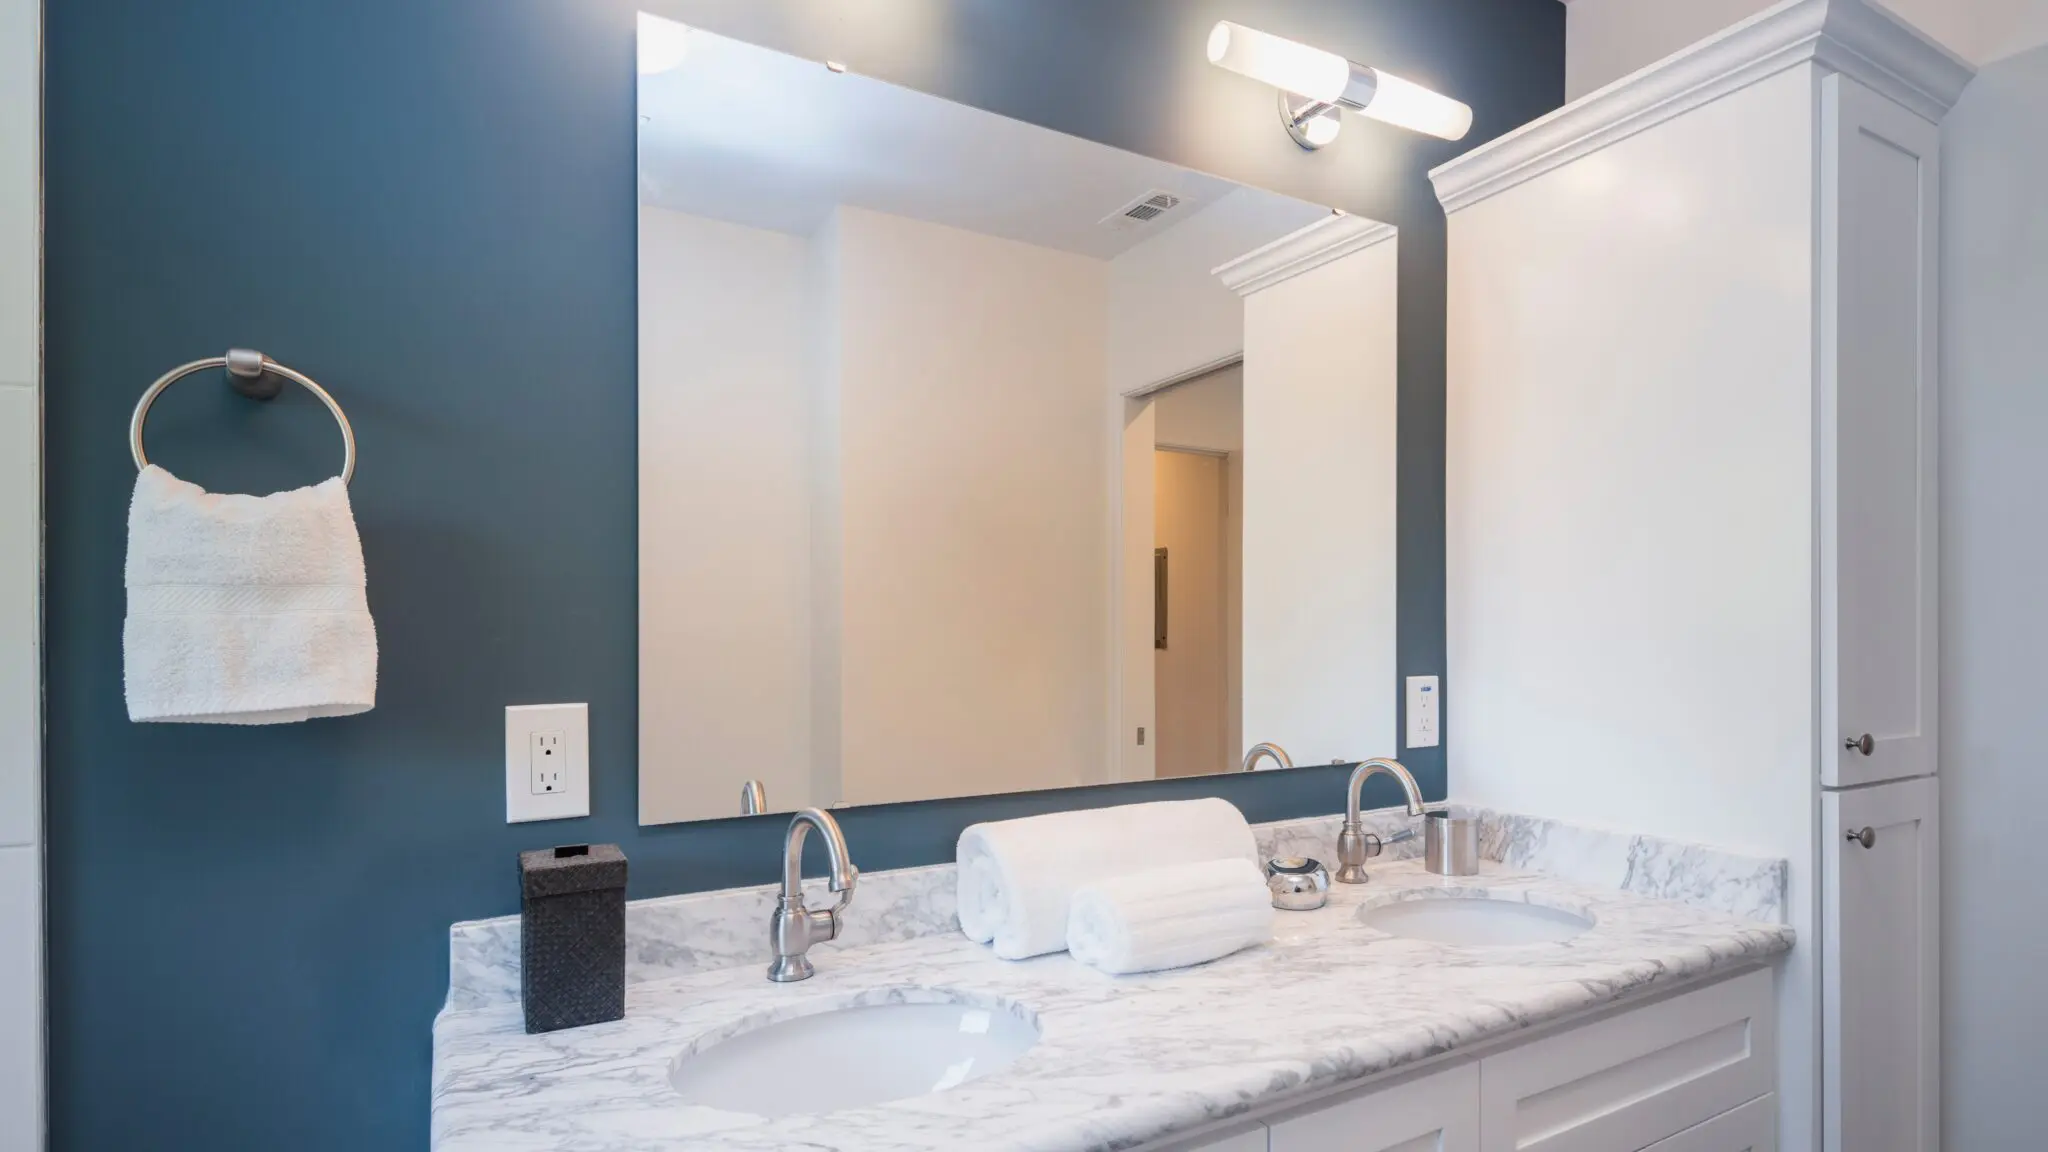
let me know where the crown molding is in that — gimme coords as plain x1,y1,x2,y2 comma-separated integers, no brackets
1212,213,1397,297
1430,0,1973,215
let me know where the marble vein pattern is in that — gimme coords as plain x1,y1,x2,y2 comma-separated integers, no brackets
447,806,1786,1011
1472,808,1788,924
432,860,1793,1152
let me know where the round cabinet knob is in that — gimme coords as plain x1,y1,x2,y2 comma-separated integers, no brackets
1846,826,1877,849
1845,734,1875,756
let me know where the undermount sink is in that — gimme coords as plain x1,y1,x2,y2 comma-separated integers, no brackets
668,994,1040,1117
1358,890,1595,946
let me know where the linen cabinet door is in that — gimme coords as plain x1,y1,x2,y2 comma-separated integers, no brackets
1266,1062,1478,1152
1817,71,1940,789
1822,776,1938,1152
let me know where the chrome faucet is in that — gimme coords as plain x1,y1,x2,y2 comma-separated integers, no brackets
1241,742,1294,772
1334,758,1426,884
768,808,859,982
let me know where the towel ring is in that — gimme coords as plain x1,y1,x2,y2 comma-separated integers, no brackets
129,349,356,485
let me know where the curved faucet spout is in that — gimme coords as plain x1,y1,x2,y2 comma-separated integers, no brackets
782,807,857,900
1242,742,1294,773
1346,757,1426,823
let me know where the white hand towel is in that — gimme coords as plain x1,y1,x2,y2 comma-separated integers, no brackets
1066,857,1274,975
955,798,1257,960
124,464,378,724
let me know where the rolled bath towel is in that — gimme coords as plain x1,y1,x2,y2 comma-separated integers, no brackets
124,464,378,724
955,797,1257,960
1066,857,1274,975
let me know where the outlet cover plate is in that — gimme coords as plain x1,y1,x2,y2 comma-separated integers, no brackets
1404,675,1441,750
506,703,589,823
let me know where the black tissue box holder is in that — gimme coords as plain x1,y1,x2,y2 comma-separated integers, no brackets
520,843,627,1034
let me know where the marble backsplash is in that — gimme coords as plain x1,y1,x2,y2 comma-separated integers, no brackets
444,803,1786,1011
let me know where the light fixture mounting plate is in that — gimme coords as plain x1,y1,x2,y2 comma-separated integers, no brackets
1279,91,1341,151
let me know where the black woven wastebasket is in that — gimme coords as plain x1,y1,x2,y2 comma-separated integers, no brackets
519,843,627,1034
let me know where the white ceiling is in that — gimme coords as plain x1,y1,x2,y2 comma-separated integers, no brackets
635,19,1327,260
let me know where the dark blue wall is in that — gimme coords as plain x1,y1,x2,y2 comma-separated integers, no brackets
42,2,1561,1147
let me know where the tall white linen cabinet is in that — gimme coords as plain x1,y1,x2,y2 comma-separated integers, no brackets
1432,2,1968,1151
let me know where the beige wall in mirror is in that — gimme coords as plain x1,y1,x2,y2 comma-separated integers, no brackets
636,14,1400,825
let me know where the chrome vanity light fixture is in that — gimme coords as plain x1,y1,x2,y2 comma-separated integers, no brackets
1205,21,1473,147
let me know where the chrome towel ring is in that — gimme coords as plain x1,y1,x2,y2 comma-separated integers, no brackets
129,348,357,485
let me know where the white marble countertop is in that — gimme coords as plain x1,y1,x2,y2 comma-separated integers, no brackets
432,857,1793,1151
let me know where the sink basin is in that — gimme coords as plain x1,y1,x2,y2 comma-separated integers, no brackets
1358,890,1594,946
668,994,1039,1117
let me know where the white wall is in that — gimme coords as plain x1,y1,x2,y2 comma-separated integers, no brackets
1937,43,2048,1151
1107,188,1327,396
1152,362,1243,454
1444,67,1822,1149
1240,235,1399,767
637,206,814,824
1563,0,2048,99
828,207,1111,804
807,211,845,808
0,0,38,1145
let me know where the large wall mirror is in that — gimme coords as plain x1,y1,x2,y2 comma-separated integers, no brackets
637,14,1400,825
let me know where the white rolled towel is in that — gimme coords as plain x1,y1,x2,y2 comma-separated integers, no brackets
1067,858,1274,975
955,798,1257,960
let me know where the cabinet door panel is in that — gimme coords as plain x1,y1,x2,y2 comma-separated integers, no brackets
1477,969,1773,1152
1642,1094,1775,1152
1267,1062,1478,1152
1818,72,1940,787
1822,777,1938,1152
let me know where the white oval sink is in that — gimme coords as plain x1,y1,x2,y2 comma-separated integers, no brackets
668,995,1039,1117
1358,890,1595,946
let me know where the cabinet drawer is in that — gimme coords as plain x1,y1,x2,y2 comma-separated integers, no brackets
1268,1061,1479,1152
1478,968,1774,1152
1641,1094,1774,1152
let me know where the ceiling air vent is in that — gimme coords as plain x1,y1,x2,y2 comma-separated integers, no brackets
1100,190,1186,230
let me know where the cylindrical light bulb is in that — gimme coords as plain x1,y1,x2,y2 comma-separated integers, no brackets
1359,69,1473,141
1206,21,1349,104
638,13,690,76
1300,112,1342,148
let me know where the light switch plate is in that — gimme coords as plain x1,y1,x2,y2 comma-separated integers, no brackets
506,703,589,823
1405,675,1441,750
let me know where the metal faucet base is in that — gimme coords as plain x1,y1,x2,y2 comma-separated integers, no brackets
767,954,817,983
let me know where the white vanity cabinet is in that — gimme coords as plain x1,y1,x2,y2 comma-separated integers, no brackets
1160,970,1773,1152
1476,969,1772,1152
1265,1063,1478,1152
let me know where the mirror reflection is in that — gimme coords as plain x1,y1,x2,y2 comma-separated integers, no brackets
637,16,1399,825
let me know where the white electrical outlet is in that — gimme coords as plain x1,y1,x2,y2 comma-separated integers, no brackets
1405,675,1441,750
506,704,589,822
530,731,565,794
